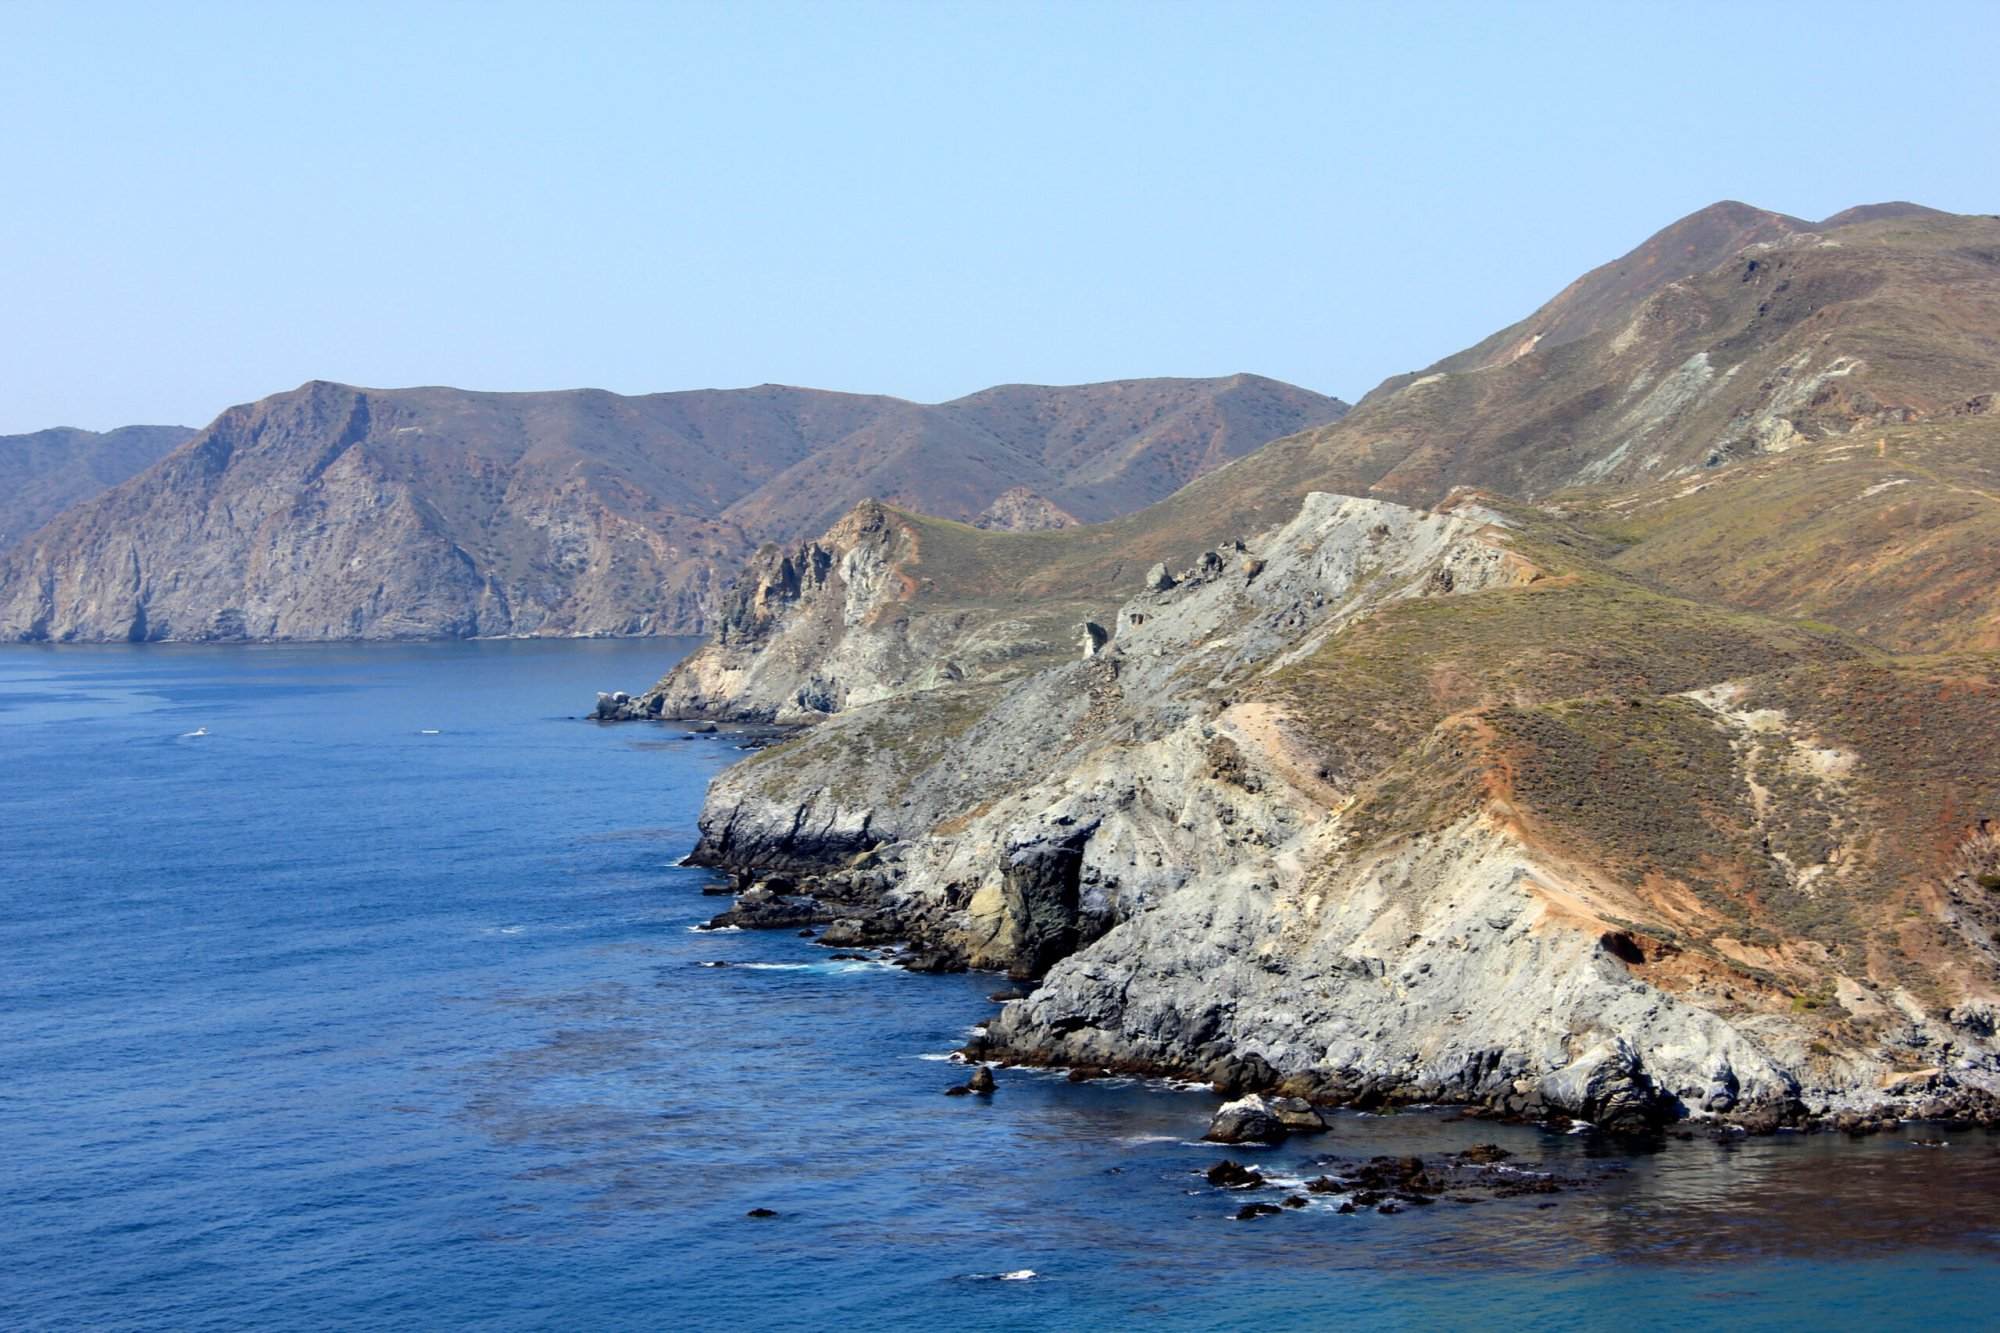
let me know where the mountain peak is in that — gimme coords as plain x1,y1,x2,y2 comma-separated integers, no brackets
1818,201,1953,228
1510,200,1809,353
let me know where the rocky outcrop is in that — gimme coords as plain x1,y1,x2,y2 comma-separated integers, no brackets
605,497,1116,723
975,487,1079,532
986,828,1096,979
1204,1095,1288,1144
602,501,927,721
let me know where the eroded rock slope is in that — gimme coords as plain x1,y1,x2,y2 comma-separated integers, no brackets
630,201,2000,1132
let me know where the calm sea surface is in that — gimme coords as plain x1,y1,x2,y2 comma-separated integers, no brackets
3,641,1998,1330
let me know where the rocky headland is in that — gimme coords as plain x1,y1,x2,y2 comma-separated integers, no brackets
612,201,2000,1136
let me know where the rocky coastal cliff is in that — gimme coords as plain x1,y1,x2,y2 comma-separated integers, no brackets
609,202,2000,1134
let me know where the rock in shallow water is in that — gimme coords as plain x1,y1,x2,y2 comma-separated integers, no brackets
1538,1038,1668,1133
1205,1160,1264,1189
1265,1094,1328,1133
1205,1094,1288,1144
818,915,898,948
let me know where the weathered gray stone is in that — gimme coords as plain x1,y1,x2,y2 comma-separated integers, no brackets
1265,1095,1328,1132
1539,1039,1666,1132
1205,1094,1288,1144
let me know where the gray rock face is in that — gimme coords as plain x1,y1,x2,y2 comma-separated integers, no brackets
1265,1096,1329,1132
611,500,1093,723
996,830,1095,979
1537,1040,1667,1133
1701,1062,1741,1114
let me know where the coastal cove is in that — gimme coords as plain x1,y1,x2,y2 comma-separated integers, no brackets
4,641,2000,1330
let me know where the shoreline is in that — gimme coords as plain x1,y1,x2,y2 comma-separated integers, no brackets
688,843,2000,1141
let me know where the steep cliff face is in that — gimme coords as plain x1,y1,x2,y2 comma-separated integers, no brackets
0,376,1344,642
652,201,2000,1130
603,499,1109,722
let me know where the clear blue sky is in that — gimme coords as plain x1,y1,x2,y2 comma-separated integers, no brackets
4,0,1995,433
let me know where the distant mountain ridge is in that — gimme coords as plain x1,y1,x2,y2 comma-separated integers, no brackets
0,425,193,554
0,374,1345,642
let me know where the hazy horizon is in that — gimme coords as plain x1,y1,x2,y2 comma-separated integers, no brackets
5,0,1996,434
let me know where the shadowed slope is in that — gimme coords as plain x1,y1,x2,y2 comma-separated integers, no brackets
0,375,1344,642
0,425,193,553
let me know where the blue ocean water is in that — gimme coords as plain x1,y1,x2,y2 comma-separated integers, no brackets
3,641,1999,1331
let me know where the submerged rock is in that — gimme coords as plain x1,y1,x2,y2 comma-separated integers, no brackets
968,1066,997,1095
1205,1160,1264,1189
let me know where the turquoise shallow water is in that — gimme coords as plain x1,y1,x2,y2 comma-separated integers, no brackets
3,640,1999,1331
